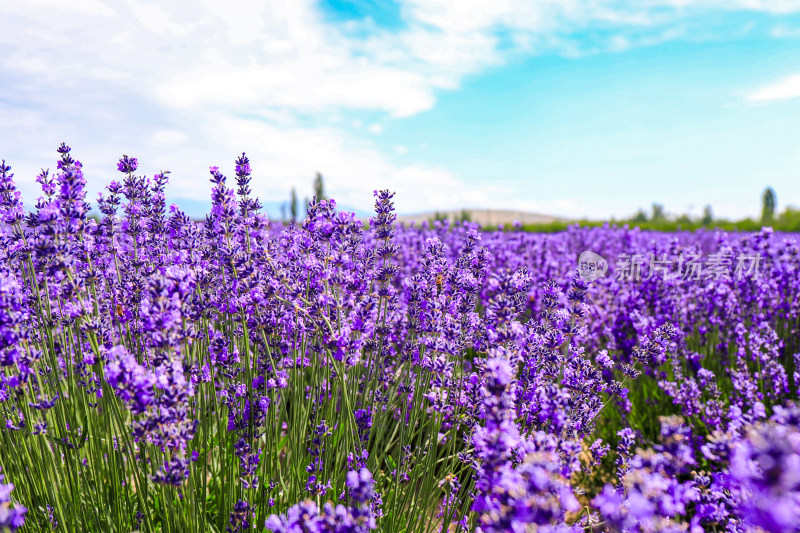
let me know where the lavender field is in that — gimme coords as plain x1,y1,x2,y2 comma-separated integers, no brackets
1,146,799,532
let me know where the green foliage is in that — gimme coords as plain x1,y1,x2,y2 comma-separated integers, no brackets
775,206,800,232
702,204,713,226
508,205,800,234
650,203,665,223
762,187,776,224
430,211,448,223
313,172,325,202
428,210,472,224
289,187,298,222
494,187,796,233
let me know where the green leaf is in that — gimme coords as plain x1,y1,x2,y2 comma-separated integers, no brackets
278,434,290,451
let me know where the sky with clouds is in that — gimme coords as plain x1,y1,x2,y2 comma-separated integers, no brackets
1,0,800,219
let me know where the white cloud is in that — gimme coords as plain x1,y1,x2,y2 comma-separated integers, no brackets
157,64,435,118
150,130,189,146
655,0,800,13
183,113,506,213
771,24,800,37
6,0,792,121
3,0,800,216
129,3,196,37
746,74,800,101
16,0,117,17
727,0,800,14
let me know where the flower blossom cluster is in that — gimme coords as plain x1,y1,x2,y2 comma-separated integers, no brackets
0,145,798,531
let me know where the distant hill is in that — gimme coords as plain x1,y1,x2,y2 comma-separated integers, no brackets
396,209,567,227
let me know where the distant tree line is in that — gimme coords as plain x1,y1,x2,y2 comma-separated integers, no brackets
429,210,472,224
509,187,800,233
276,180,795,232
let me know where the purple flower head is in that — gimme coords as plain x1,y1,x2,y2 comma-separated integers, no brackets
596,349,614,369
235,153,251,183
484,351,515,392
0,161,25,225
104,345,156,414
354,409,372,442
728,409,800,532
266,496,377,532
150,456,190,487
0,468,26,531
370,189,396,243
346,468,375,504
117,154,138,173
227,500,251,533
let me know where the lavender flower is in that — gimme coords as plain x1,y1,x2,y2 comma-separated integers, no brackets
0,468,25,531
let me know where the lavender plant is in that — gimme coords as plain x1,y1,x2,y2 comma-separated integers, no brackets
1,146,799,532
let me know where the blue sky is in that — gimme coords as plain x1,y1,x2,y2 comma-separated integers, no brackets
2,0,800,220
